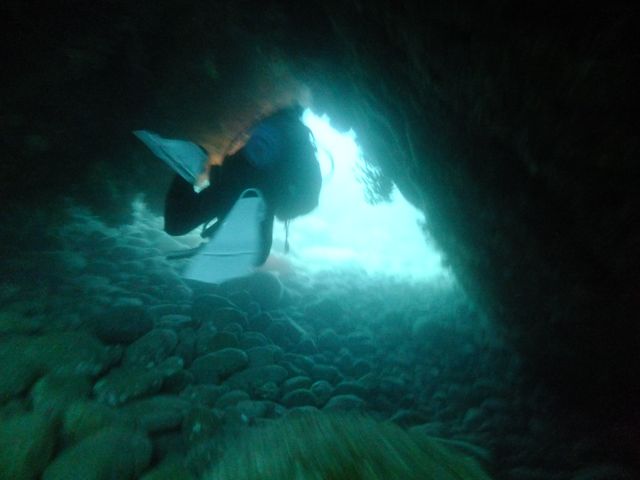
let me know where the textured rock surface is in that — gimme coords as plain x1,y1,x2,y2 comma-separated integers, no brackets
0,412,56,480
1,8,640,474
43,428,152,480
3,0,637,416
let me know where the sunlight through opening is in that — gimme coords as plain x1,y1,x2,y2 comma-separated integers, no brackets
271,110,451,281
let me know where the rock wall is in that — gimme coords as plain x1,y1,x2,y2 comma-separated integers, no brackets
2,1,639,413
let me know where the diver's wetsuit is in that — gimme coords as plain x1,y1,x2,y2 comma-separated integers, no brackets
164,149,276,265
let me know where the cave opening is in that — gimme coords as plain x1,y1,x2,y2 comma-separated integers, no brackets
266,108,453,282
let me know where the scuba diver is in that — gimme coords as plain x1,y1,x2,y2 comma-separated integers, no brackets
135,105,322,282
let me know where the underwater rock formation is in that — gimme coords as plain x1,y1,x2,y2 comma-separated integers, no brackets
0,207,637,477
2,1,638,415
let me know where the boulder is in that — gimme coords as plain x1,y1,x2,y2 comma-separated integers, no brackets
93,366,164,406
281,389,318,408
29,332,112,376
332,381,369,398
239,332,270,349
140,457,196,480
225,365,289,393
180,385,229,407
246,272,283,310
215,390,250,409
191,295,236,324
175,328,198,366
323,394,365,412
123,329,178,368
190,348,248,383
0,412,56,480
63,401,128,444
31,371,92,416
43,428,152,480
282,376,313,394
210,308,248,330
317,329,341,351
120,395,191,433
248,312,272,332
91,306,154,344
310,380,333,406
182,406,224,445
246,345,283,368
311,364,342,384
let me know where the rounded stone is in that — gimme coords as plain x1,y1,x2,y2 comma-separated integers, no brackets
191,295,235,324
311,364,341,384
323,394,365,412
182,406,224,445
215,390,250,409
248,313,272,332
281,389,318,408
282,376,313,394
310,380,333,405
123,329,178,368
246,345,282,368
317,329,341,351
0,412,56,480
246,272,283,310
190,348,248,383
210,308,248,330
239,332,269,349
332,381,369,398
42,428,152,480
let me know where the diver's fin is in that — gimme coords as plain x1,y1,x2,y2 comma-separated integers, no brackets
133,130,207,185
182,189,267,284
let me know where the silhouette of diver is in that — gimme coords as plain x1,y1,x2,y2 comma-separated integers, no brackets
163,105,322,265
